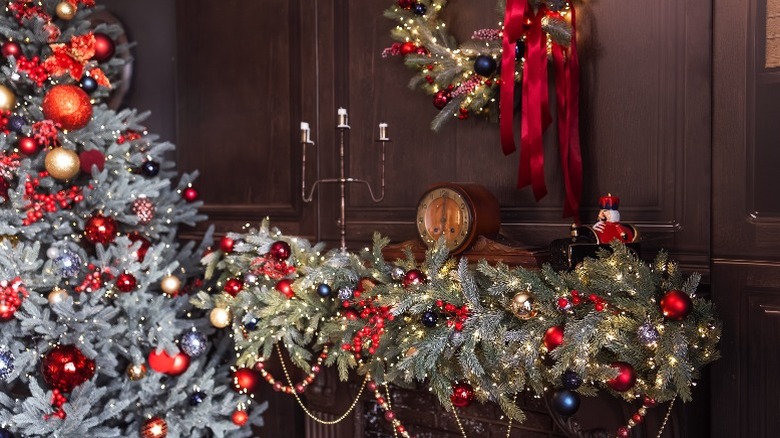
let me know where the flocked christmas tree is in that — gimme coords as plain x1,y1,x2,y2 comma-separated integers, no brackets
0,1,265,436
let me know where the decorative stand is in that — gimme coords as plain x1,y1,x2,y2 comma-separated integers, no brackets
301,108,387,251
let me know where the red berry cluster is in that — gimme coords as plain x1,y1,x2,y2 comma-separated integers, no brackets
0,278,28,321
557,289,608,312
74,265,114,293
0,153,21,179
434,300,469,331
0,110,12,134
341,298,394,358
22,172,84,225
616,396,656,437
32,120,59,146
8,1,50,25
116,130,143,144
17,56,49,87
381,42,428,58
249,255,296,280
44,389,68,420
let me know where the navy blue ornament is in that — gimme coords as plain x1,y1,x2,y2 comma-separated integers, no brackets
244,316,259,331
552,389,580,416
140,160,160,177
0,427,12,438
7,115,25,133
338,286,354,301
0,348,14,381
316,283,332,297
412,3,427,15
473,55,497,76
54,250,82,278
421,309,438,327
515,40,525,60
561,370,582,390
180,330,207,357
80,76,98,93
189,390,207,406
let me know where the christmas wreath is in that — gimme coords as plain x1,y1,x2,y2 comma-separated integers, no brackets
192,221,721,437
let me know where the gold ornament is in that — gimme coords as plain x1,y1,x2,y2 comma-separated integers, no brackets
127,363,147,381
55,1,77,20
210,307,231,328
45,148,80,180
48,287,69,304
0,235,19,247
509,292,537,320
0,85,17,111
160,275,181,295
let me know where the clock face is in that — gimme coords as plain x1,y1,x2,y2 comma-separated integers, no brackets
416,187,473,252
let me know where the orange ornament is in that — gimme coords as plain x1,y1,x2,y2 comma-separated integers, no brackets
42,84,92,130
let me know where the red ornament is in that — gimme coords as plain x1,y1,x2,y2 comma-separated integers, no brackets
128,232,152,262
18,136,38,155
543,325,565,351
148,349,190,376
231,410,249,426
141,417,168,438
224,278,243,296
659,289,693,321
616,427,629,438
1,41,21,58
275,279,295,299
450,382,475,408
92,33,115,63
607,361,637,392
84,213,117,245
116,272,137,292
78,149,105,174
402,269,426,287
397,0,414,9
232,368,260,393
400,41,417,55
42,85,93,131
342,309,359,320
219,236,235,253
433,90,450,110
269,240,291,261
182,187,198,202
0,278,28,321
41,345,96,392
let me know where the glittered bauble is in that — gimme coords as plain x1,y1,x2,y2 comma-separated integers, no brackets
92,33,115,63
543,325,565,351
223,278,243,296
47,287,69,305
141,417,168,438
160,275,182,296
561,370,583,390
182,187,198,202
41,345,95,392
127,363,147,380
54,250,81,277
412,3,427,15
42,85,93,131
433,90,450,110
389,265,405,281
232,410,249,426
450,382,475,408
509,292,536,319
148,349,190,376
607,361,637,392
0,85,16,111
219,236,235,253
132,198,155,225
402,269,426,287
115,273,137,293
269,240,291,261
473,55,497,76
80,76,98,93
55,1,77,20
637,322,660,345
660,289,693,321
338,286,354,301
552,389,580,416
45,148,80,180
189,390,206,406
421,309,438,327
128,232,152,262
275,279,295,299
7,115,25,133
210,307,231,328
84,213,117,245
78,149,105,174
0,348,14,381
316,283,332,298
140,160,160,177
232,368,260,394
180,330,207,357
1,41,21,58
17,136,38,155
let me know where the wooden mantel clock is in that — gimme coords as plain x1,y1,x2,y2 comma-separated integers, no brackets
383,182,547,267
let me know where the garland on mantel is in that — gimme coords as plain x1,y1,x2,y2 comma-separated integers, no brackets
191,220,720,434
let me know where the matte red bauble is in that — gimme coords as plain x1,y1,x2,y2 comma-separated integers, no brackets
141,417,168,438
84,213,117,245
402,269,426,287
224,278,243,296
17,136,38,155
41,344,96,392
128,232,152,262
450,382,475,408
231,410,249,426
42,84,92,131
269,240,291,261
78,149,105,173
116,272,137,292
92,33,115,63
219,236,235,253
659,289,693,321
607,361,637,392
232,368,259,393
182,187,198,202
275,279,294,299
1,41,21,58
148,349,190,376
543,325,565,351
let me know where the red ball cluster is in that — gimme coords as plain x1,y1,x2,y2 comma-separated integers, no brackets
434,300,469,331
41,344,95,392
22,172,84,225
341,295,394,358
0,278,28,321
556,289,608,312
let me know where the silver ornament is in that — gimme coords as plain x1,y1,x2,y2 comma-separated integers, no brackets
338,286,354,301
637,322,660,345
54,250,81,278
390,265,405,281
46,246,60,259
0,348,14,381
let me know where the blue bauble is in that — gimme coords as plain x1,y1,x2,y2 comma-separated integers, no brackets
7,115,24,133
552,389,580,416
561,370,582,390
0,427,12,438
637,322,660,345
473,55,497,76
141,160,160,177
180,331,207,357
54,250,82,278
337,286,354,301
515,40,525,60
244,316,259,331
80,76,98,93
421,309,438,327
189,391,207,406
0,349,14,381
316,283,332,298
413,3,427,15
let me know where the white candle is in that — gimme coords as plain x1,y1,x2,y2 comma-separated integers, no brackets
300,121,310,143
379,122,388,141
337,108,348,127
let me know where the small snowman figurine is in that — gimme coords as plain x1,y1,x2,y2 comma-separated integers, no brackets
592,194,639,244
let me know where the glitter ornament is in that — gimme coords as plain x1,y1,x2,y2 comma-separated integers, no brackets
42,85,92,130
510,292,537,319
54,250,81,277
450,382,474,408
269,240,291,261
45,148,80,180
127,363,147,381
637,322,660,345
210,307,231,328
0,348,14,381
561,370,582,390
337,286,354,301
41,345,95,392
180,330,207,357
141,417,167,438
132,198,155,225
8,115,25,133
84,213,118,245
115,273,137,293
189,391,206,406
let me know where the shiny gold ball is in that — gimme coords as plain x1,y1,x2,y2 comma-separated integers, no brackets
160,275,182,295
55,1,77,20
0,235,19,247
127,363,147,381
48,287,69,305
509,292,537,320
210,307,231,328
0,85,17,112
45,147,80,180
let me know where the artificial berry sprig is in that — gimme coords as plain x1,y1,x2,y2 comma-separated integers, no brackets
17,56,49,87
8,0,50,24
0,278,28,321
341,297,394,358
22,172,85,225
0,153,21,179
557,289,608,312
249,255,295,280
32,120,59,146
117,130,143,144
434,300,469,331
254,345,328,394
74,264,114,293
44,389,68,420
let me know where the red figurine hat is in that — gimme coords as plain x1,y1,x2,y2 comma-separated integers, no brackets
599,194,620,210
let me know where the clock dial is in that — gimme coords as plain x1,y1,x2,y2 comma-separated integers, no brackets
417,187,472,252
